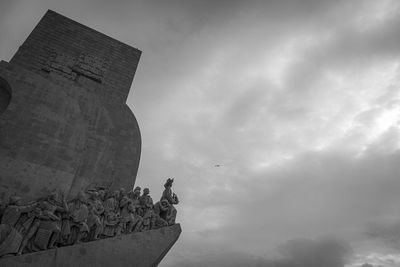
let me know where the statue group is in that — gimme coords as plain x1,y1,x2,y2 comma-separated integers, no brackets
0,178,179,257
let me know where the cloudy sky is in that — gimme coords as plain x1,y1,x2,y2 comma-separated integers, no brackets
2,0,400,266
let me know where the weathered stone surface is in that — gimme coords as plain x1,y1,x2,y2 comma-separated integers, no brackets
0,224,181,267
0,76,11,115
0,10,142,201
11,10,141,104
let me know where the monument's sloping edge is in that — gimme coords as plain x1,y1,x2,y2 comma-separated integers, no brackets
0,224,181,267
44,9,142,52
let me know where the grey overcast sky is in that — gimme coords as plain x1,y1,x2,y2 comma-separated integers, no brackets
2,0,400,266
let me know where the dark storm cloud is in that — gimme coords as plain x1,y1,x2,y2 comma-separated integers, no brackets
366,221,400,250
275,238,352,267
166,237,351,267
168,251,272,267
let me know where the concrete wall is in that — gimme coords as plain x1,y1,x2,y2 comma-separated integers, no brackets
0,10,142,200
0,224,182,267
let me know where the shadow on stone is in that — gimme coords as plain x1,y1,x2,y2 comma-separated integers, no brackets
0,224,181,267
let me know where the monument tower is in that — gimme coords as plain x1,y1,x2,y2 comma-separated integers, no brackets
0,10,180,266
0,10,141,200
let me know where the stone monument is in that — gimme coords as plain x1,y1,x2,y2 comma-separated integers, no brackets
0,10,181,266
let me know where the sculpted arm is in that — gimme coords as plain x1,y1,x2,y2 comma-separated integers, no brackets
163,188,174,204
19,202,39,213
55,192,68,213
96,202,105,215
172,193,179,205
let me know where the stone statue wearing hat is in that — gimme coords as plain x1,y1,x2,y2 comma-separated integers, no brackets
160,178,179,225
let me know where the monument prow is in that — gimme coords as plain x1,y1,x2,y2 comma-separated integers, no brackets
0,224,181,267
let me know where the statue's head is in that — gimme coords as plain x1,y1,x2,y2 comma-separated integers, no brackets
49,190,59,201
164,178,174,188
120,188,126,197
77,191,86,202
90,191,99,200
143,188,150,195
113,190,120,198
133,186,141,197
161,199,170,209
98,190,106,200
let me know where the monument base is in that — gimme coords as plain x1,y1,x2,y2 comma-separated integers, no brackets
0,224,181,267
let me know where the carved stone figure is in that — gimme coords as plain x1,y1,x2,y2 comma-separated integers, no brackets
33,191,66,250
139,188,154,230
1,196,37,227
152,200,169,229
119,189,139,233
17,207,44,255
0,224,23,257
102,191,121,237
130,187,142,213
118,188,126,203
128,187,143,232
160,178,179,225
98,189,106,202
87,191,104,240
63,191,89,244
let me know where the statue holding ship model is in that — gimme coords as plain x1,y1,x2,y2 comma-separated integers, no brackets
160,178,179,225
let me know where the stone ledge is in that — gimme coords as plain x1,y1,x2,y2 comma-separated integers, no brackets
0,224,181,267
